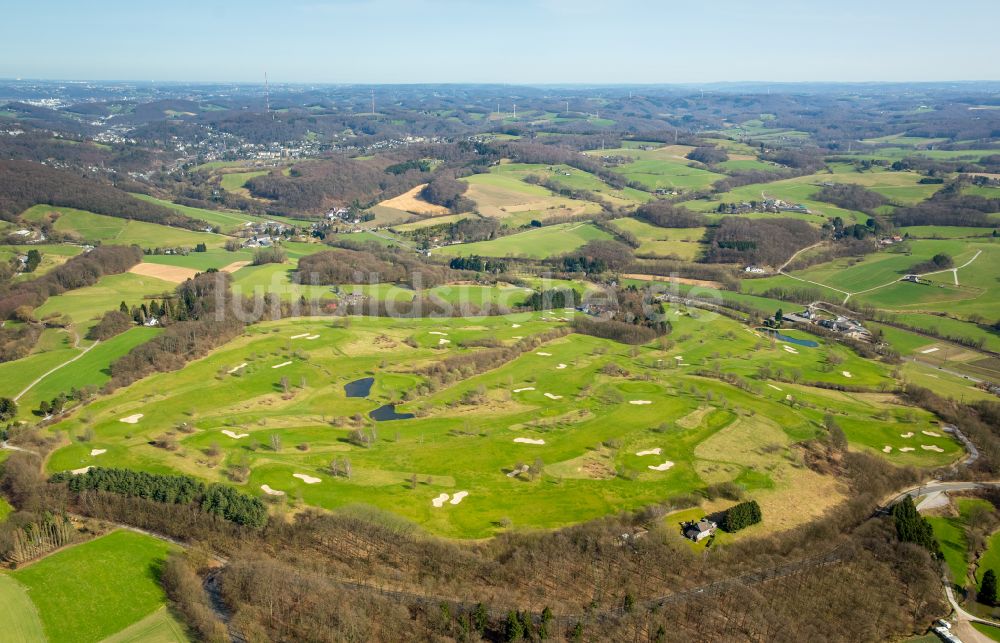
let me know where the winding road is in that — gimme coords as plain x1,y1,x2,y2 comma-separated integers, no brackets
12,339,100,402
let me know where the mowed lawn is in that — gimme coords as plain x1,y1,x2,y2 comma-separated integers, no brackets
435,222,612,259
21,205,228,248
0,574,46,642
11,530,178,643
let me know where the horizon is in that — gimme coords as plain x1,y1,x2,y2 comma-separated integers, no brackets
4,0,999,84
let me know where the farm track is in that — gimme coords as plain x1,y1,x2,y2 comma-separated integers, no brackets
13,339,100,402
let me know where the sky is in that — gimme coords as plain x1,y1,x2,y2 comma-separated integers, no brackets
3,0,998,84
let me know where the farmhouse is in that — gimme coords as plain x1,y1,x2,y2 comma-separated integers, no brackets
682,519,717,542
744,265,766,274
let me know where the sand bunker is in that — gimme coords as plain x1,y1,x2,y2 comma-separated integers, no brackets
90,449,106,456
922,430,941,437
882,445,892,453
899,447,915,452
450,491,469,505
514,437,545,445
272,361,292,369
900,432,914,438
512,324,521,328
768,384,782,391
556,363,567,369
842,371,852,378
543,393,562,400
429,331,448,336
674,356,683,360
512,336,523,340
513,387,535,393
261,485,285,496
921,445,944,453
648,460,675,471
536,352,552,356
629,400,652,405
291,333,309,339
119,413,143,424
306,335,320,340
635,448,662,457
222,430,249,439
227,363,247,374
293,473,321,484
438,338,451,345
432,493,450,507
71,466,94,475
783,346,798,354
920,347,940,354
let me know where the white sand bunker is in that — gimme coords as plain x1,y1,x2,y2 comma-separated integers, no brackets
429,331,448,336
432,493,450,508
842,371,852,378
119,413,143,424
291,333,309,339
674,356,683,360
544,393,562,400
272,361,292,369
450,491,468,505
512,336,523,340
900,432,914,438
882,445,893,453
306,335,320,340
227,363,247,374
90,449,106,456
512,323,521,328
921,445,944,453
293,473,321,484
629,400,652,405
438,338,451,345
768,384,782,391
899,447,915,452
536,352,552,356
514,437,545,445
783,345,799,354
648,460,675,471
261,485,285,496
922,430,941,437
222,430,249,439
920,347,940,354
70,466,93,475
513,387,535,393
556,363,567,370
636,448,662,457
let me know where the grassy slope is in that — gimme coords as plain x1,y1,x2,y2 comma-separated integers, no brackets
0,574,46,643
12,530,177,643
434,222,612,259
34,272,175,332
21,205,228,248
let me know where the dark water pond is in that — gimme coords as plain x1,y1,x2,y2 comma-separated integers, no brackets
369,404,414,422
757,328,819,348
344,377,374,398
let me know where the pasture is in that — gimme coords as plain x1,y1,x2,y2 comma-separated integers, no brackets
132,193,268,233
20,205,227,248
43,310,959,539
609,218,706,259
33,272,175,332
434,222,612,259
462,169,602,223
11,530,178,643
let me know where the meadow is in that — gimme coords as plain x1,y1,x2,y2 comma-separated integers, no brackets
583,145,722,193
433,222,612,259
609,217,706,259
33,272,175,331
43,310,961,539
20,205,227,248
462,169,601,223
9,530,178,643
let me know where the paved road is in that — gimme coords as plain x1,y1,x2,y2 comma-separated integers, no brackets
13,339,100,402
885,481,1000,508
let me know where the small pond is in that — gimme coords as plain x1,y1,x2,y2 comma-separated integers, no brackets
344,377,374,398
756,328,819,348
369,404,415,422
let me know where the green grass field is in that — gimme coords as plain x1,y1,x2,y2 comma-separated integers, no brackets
42,310,959,538
462,168,602,223
11,530,178,643
101,608,189,643
132,193,268,233
21,205,228,248
927,497,992,587
0,574,46,643
34,272,175,332
434,222,612,259
609,218,706,259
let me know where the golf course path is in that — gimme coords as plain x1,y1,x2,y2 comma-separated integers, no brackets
13,340,100,402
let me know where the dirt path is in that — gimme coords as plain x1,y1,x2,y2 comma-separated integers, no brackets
13,340,100,402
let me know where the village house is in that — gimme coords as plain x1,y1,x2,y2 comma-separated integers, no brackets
683,519,717,542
